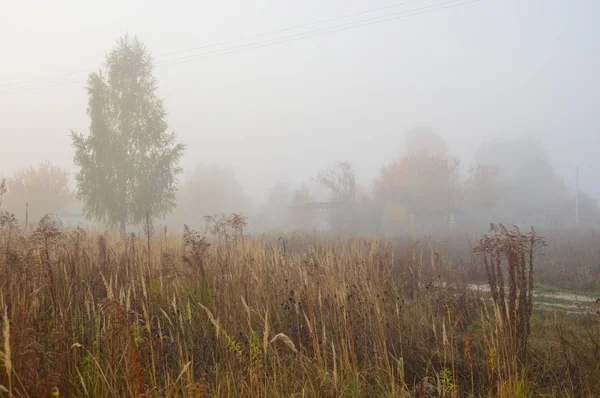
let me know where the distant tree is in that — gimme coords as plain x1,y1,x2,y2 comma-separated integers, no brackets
472,137,569,225
71,36,185,236
316,161,359,232
317,161,356,203
2,161,73,223
463,164,504,225
374,152,461,230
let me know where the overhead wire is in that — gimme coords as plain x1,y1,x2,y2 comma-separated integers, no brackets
155,0,477,68
156,0,427,59
0,0,427,91
0,0,480,96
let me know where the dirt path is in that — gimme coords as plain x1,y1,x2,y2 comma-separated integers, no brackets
467,283,599,314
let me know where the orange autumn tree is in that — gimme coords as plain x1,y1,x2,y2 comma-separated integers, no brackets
374,151,461,231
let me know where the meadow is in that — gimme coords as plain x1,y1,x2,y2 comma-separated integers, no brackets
1,215,600,397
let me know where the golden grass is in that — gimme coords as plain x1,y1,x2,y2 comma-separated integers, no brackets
0,217,599,397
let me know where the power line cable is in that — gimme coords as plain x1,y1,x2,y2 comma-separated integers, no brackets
1,0,475,94
157,0,426,59
0,77,90,96
0,69,91,90
1,0,477,95
0,0,426,90
156,0,473,68
0,0,479,96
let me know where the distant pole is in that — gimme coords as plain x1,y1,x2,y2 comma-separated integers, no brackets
25,202,29,232
575,166,579,225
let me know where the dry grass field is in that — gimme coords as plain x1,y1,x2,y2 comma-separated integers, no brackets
1,215,600,397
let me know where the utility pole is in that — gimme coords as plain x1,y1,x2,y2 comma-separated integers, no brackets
575,166,579,225
25,202,29,232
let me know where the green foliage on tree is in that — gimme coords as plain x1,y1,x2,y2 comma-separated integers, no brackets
71,36,185,235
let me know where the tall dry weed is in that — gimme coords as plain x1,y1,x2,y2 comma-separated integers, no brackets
473,224,546,366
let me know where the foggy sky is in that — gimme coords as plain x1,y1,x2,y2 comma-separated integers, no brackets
1,0,598,202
